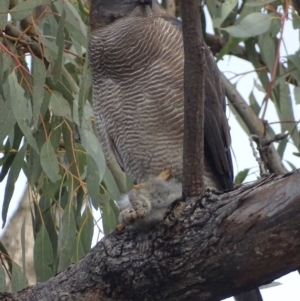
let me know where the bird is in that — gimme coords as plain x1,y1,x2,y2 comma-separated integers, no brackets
89,0,233,192
89,2,262,300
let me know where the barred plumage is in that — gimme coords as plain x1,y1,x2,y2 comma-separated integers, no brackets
89,0,233,190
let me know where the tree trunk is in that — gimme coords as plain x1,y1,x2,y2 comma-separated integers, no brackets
1,171,300,301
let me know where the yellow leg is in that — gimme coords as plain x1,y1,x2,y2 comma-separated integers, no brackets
134,169,172,190
157,169,172,181
117,223,125,231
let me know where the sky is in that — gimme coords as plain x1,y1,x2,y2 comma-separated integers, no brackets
0,3,300,300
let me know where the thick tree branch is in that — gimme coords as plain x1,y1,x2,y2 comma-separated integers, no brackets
205,34,298,87
221,74,288,175
181,0,205,196
2,170,300,301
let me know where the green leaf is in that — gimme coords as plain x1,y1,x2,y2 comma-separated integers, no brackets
245,0,276,7
212,0,238,28
49,116,62,150
234,168,250,184
277,139,287,159
39,196,58,262
102,200,118,234
223,13,273,38
9,72,39,153
0,99,16,144
78,56,92,125
72,240,85,263
292,12,300,30
62,0,87,45
0,0,9,33
0,264,6,292
53,10,66,83
86,155,100,209
80,129,106,183
11,262,27,293
2,144,26,227
10,0,51,20
0,241,12,273
21,217,27,278
102,168,121,201
77,208,94,255
74,142,87,179
34,224,53,282
47,78,74,103
249,90,261,116
294,86,300,105
61,121,80,189
57,202,77,273
285,160,297,170
40,140,61,183
50,91,72,121
53,0,87,46
0,125,23,182
216,37,243,62
258,30,276,74
32,57,46,129
273,77,300,149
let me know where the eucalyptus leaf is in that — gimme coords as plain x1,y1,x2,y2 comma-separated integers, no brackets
34,224,53,282
21,217,27,278
0,0,9,29
0,264,6,292
78,208,94,255
0,99,16,143
9,72,39,153
32,57,46,129
80,129,106,183
234,168,250,184
102,168,121,201
213,0,238,28
223,13,272,38
245,0,276,7
86,155,100,209
50,91,72,121
40,140,61,183
293,86,300,105
102,199,118,234
2,144,26,227
57,202,77,273
53,10,66,83
11,262,27,293
10,0,51,21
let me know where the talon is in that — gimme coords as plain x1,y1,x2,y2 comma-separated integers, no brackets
134,183,145,190
117,223,125,231
157,169,172,181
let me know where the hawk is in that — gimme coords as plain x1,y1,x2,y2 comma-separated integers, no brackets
89,2,264,300
89,0,233,192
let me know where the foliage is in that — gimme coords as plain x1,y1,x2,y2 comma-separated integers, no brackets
0,0,120,290
0,0,299,292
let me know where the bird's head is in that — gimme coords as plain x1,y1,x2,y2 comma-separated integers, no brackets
90,0,153,31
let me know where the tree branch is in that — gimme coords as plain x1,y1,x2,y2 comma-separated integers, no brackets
205,34,298,87
181,0,205,196
221,73,288,175
2,170,300,301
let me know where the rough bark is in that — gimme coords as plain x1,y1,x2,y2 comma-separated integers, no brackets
1,170,300,301
181,0,205,196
